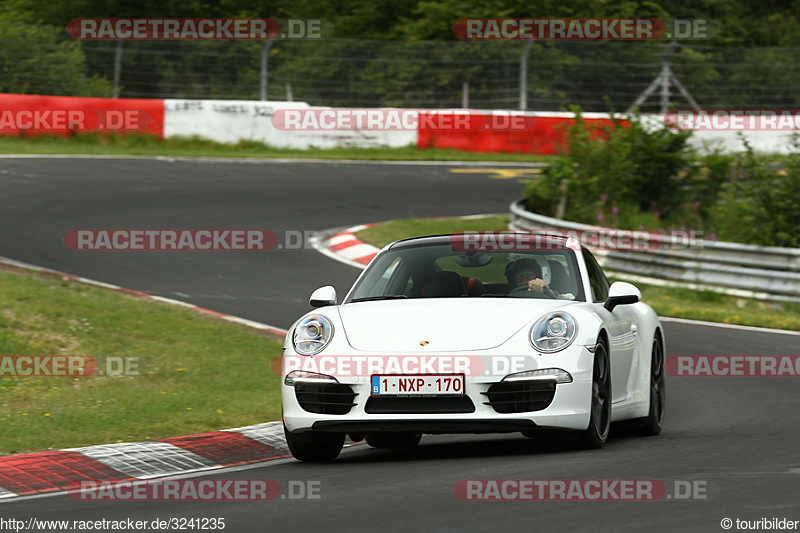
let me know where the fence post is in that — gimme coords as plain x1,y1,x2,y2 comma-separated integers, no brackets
462,81,469,108
112,41,123,98
519,40,533,111
260,40,274,101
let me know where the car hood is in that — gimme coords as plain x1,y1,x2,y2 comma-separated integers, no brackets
337,298,577,352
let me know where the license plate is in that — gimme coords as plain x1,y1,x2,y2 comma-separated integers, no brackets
371,374,464,396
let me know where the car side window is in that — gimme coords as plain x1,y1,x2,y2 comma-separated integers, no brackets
582,250,610,302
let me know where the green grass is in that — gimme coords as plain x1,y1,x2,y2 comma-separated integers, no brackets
0,264,285,455
357,215,511,247
0,133,554,162
355,215,800,332
616,282,800,332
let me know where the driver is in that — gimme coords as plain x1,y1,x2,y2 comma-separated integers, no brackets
505,257,558,297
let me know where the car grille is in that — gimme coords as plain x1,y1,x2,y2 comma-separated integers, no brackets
365,396,475,414
483,381,556,413
294,383,357,415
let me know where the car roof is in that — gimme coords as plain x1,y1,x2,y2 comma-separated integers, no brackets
388,232,579,251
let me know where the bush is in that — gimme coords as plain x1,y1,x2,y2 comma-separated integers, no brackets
523,111,799,248
524,107,694,226
0,20,112,97
709,136,800,247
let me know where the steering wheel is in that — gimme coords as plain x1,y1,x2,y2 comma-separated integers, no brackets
508,285,554,299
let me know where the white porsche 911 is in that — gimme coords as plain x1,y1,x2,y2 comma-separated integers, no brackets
281,232,665,461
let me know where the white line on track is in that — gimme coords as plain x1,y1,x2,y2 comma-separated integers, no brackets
660,316,800,336
0,154,548,166
0,255,287,337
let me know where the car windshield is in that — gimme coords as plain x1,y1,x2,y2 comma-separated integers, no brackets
347,240,585,302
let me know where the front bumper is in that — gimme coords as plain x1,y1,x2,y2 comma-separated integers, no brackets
282,345,596,434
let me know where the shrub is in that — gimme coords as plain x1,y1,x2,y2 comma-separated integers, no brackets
709,135,800,247
524,107,694,225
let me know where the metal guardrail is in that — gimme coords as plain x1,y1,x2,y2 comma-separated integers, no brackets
509,200,800,302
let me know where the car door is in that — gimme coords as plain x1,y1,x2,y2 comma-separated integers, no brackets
583,250,636,403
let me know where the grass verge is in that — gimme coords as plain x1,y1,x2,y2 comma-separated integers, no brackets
0,133,553,162
0,263,284,455
355,216,800,332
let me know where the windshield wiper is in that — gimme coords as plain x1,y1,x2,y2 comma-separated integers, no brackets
350,295,410,303
481,294,509,297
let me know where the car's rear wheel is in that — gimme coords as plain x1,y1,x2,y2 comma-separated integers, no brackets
578,339,611,449
365,432,422,448
633,335,666,435
284,424,345,462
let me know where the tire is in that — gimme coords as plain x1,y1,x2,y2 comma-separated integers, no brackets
365,432,422,448
284,424,345,462
577,339,611,449
633,335,666,436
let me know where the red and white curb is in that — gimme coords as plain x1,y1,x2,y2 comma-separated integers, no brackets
0,422,289,499
315,214,507,270
316,224,380,269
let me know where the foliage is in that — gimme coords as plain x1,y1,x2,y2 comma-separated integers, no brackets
524,108,693,225
523,111,800,248
2,1,800,106
709,136,800,247
0,19,111,96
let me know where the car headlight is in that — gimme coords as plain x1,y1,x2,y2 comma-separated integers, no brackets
292,315,334,355
530,312,577,353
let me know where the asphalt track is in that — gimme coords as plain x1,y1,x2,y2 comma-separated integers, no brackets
2,157,800,532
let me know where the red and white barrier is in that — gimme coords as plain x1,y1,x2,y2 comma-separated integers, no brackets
0,93,794,154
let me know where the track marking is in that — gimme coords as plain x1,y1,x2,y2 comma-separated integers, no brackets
660,316,800,336
448,168,543,179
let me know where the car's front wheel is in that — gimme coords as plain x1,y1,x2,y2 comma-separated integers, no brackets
578,338,611,449
365,432,422,448
284,424,345,462
633,335,666,435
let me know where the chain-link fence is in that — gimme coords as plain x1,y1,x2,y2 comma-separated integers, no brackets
2,21,800,111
